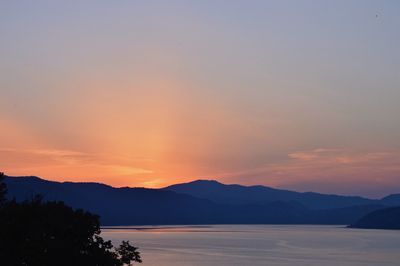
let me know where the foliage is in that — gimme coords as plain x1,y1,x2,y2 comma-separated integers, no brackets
0,175,141,266
0,172,6,204
117,241,143,265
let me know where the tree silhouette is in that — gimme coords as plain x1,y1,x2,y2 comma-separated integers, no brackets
0,175,141,265
117,241,143,264
0,172,6,205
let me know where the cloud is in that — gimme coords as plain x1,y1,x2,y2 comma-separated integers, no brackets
0,147,153,185
211,148,400,197
287,148,394,165
288,152,318,161
112,166,153,175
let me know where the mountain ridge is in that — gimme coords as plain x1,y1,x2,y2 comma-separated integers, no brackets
164,179,380,209
3,175,397,226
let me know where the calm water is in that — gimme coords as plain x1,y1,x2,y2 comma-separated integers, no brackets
101,225,400,266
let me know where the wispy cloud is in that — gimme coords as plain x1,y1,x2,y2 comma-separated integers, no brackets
210,148,400,197
0,147,154,185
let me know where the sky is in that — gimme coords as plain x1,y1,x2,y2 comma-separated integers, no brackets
1,0,400,198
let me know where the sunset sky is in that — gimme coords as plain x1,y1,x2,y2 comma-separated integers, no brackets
1,1,400,198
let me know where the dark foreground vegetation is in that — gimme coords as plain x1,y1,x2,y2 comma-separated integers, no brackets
0,173,142,265
349,206,400,230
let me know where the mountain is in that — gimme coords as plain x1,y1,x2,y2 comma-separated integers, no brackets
2,176,392,225
164,180,379,209
4,176,220,225
349,206,400,230
380,194,400,206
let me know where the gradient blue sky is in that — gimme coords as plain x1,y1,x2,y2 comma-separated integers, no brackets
1,0,399,197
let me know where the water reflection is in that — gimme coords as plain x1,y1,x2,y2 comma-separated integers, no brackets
102,225,400,266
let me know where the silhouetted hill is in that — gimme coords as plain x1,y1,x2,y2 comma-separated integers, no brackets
349,207,400,230
164,180,379,209
2,176,391,225
4,176,219,225
381,194,400,206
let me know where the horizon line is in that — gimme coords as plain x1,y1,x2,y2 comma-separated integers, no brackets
3,173,394,200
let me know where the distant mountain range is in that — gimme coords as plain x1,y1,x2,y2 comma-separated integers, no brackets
4,176,400,226
165,180,380,209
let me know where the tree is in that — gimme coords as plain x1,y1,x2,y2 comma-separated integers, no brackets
0,172,7,205
117,241,143,265
0,179,141,265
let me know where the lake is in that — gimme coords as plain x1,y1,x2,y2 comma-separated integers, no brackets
101,225,400,266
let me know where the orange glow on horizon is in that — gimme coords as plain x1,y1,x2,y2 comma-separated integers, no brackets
2,1,400,198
